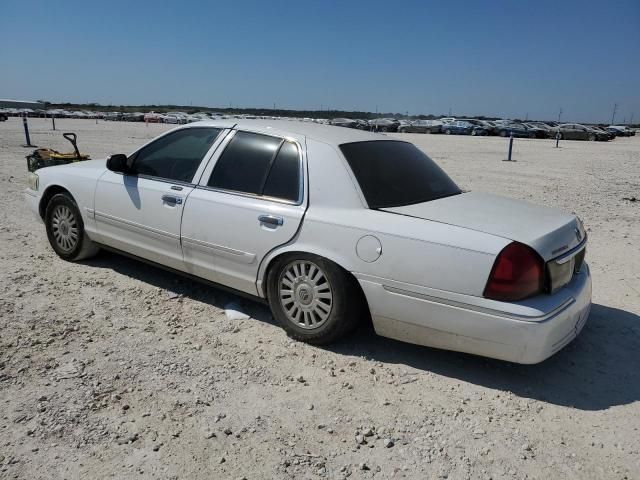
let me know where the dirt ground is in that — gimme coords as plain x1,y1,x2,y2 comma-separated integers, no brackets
1,118,639,480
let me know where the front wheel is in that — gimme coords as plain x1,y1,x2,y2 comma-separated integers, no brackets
267,254,362,344
45,193,99,261
444,129,451,135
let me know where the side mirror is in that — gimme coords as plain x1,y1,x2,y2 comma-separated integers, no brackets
106,154,130,174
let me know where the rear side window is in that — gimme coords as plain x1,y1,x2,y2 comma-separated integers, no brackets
208,131,281,194
339,140,461,209
263,141,300,202
132,127,221,182
208,131,301,202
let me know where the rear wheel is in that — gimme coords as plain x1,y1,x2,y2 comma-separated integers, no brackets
444,129,451,135
499,130,507,137
45,193,99,261
588,133,596,141
267,254,362,344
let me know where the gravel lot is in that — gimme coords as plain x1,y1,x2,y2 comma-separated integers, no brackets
1,118,639,480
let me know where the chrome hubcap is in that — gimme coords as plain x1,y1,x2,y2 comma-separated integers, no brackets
51,205,78,252
279,260,333,329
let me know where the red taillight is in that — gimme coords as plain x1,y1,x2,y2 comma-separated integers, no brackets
484,242,544,301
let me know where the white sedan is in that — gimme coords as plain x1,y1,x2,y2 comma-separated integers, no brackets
24,120,591,363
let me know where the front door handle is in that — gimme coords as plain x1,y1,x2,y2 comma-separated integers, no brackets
162,194,183,205
258,214,283,227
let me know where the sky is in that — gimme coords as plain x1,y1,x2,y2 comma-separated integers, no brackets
1,0,639,122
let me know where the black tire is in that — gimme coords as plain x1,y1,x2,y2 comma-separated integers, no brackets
266,253,363,344
444,129,451,135
499,130,507,137
588,133,596,141
45,193,99,261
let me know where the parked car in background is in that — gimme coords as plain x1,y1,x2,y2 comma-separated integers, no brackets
522,123,549,139
330,118,359,129
525,122,557,138
24,119,591,364
491,122,532,138
353,119,370,130
442,120,488,136
608,125,635,137
0,111,7,121
588,125,615,140
439,117,456,124
122,112,144,122
369,118,400,132
459,119,494,134
558,124,609,141
143,112,163,123
398,120,443,134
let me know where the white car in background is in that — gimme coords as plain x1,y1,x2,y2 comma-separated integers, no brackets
24,120,591,364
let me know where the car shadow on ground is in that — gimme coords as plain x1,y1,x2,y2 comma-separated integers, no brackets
329,303,640,412
87,251,639,412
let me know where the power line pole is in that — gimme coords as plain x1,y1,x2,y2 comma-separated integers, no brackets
630,113,634,125
558,107,562,123
611,103,618,125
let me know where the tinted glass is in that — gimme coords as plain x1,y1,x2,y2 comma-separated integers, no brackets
208,131,282,194
339,141,461,209
133,127,220,182
263,141,300,202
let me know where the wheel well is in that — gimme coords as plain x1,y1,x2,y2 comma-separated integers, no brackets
39,185,72,219
262,251,372,323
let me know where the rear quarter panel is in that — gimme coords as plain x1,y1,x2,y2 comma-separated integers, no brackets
258,138,509,298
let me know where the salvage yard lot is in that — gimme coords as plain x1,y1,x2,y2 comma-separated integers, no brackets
1,118,639,479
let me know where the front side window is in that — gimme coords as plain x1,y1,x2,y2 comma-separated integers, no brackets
131,127,221,182
208,131,301,202
339,140,461,209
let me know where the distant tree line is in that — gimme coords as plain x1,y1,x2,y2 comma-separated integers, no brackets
41,101,636,126
44,101,506,121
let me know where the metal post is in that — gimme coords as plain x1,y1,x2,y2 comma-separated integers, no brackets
503,131,514,161
22,113,35,147
52,114,56,130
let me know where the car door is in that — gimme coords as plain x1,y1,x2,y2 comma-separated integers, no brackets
181,129,306,295
575,125,589,140
94,126,226,270
564,124,578,140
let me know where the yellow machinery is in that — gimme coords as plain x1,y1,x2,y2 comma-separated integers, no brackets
27,133,90,172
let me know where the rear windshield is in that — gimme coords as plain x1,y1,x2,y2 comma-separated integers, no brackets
339,140,461,209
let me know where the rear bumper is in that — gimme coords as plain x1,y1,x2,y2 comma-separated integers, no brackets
358,264,592,364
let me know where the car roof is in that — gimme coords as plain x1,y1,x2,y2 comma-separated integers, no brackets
184,119,387,145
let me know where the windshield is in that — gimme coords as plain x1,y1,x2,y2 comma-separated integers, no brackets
339,140,461,209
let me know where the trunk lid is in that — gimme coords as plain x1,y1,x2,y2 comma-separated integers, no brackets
383,191,584,261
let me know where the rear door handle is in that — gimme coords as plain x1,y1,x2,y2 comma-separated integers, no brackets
258,214,283,226
162,194,183,205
